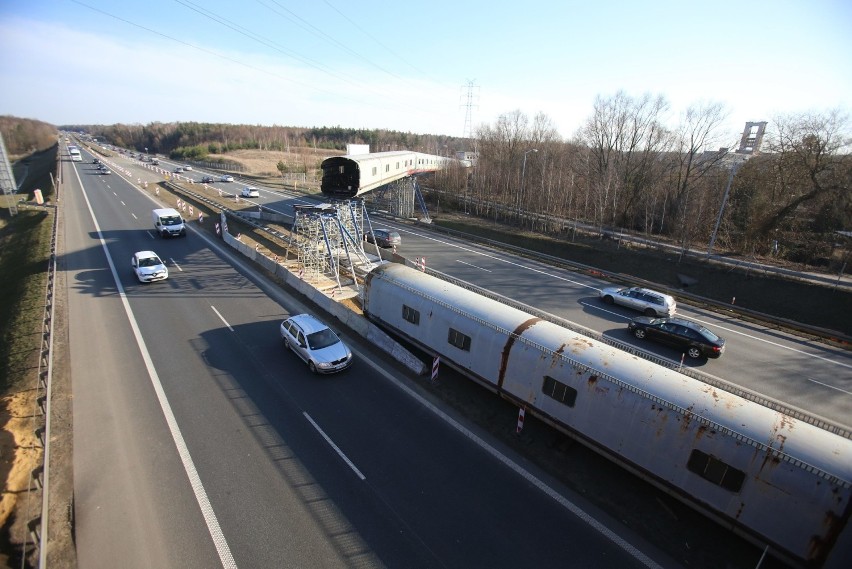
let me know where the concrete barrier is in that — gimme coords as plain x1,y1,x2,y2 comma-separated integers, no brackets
218,211,426,374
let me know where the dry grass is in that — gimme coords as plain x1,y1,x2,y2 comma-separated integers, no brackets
207,148,340,178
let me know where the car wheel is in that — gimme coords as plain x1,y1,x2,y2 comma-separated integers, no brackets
644,308,657,317
602,295,614,305
308,361,317,374
283,336,290,350
687,347,702,359
633,328,646,339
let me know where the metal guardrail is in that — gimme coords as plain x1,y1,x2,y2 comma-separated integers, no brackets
428,188,852,291
28,165,60,568
402,216,852,346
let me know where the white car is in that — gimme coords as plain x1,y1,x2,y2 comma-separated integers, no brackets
280,314,353,374
183,165,193,171
599,286,676,317
240,186,260,198
220,175,234,182
131,251,169,283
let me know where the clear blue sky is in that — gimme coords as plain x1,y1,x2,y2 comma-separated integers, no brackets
1,0,850,142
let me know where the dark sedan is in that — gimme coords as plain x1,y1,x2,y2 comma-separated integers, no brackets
364,228,401,248
627,316,725,359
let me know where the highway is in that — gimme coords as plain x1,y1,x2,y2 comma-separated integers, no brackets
393,225,852,428
62,148,669,568
133,151,852,430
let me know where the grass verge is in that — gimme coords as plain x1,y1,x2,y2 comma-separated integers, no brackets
0,144,58,568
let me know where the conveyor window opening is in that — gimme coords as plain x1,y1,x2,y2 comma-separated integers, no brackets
542,376,578,407
448,328,471,351
403,305,420,325
687,449,745,492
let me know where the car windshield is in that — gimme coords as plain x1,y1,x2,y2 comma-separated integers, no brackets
161,215,181,226
139,257,160,267
306,328,339,350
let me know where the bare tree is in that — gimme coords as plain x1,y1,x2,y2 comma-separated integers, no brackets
578,91,670,232
664,101,730,254
757,110,851,238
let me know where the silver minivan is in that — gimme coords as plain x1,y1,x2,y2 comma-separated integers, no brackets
280,314,353,374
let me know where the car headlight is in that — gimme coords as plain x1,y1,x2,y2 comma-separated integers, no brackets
317,361,332,369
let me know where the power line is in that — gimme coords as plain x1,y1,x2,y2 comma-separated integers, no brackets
70,0,459,132
321,0,437,81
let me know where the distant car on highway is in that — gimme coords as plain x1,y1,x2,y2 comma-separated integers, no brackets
280,314,353,374
200,176,215,184
131,250,169,283
174,167,183,173
627,316,725,359
220,175,234,182
599,286,676,317
101,169,111,175
240,186,260,198
364,228,401,248
183,165,193,171
150,158,159,165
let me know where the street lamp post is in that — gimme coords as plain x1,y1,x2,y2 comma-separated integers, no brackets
519,148,538,219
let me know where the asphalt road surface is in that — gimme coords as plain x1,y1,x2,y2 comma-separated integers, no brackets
62,149,672,568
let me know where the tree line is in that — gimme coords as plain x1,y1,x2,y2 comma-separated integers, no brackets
57,97,852,269
0,115,57,158
435,94,850,270
62,121,464,163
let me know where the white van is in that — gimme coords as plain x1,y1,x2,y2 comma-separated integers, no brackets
152,208,186,238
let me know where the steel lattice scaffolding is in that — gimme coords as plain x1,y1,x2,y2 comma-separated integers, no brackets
0,132,18,216
289,200,375,290
368,176,430,221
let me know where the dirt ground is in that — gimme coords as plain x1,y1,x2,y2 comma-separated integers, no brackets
0,391,43,567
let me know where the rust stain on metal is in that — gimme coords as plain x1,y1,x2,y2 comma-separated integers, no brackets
758,449,782,475
549,343,568,370
588,375,598,386
807,508,845,563
569,337,595,352
680,405,695,432
498,317,541,390
654,406,668,438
